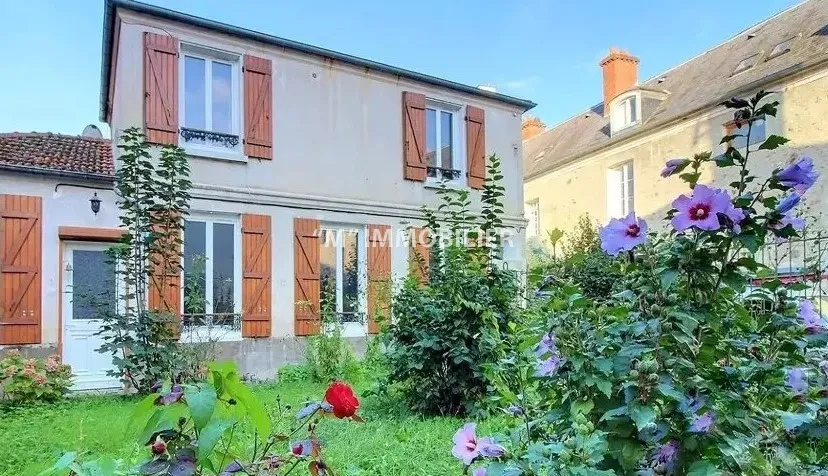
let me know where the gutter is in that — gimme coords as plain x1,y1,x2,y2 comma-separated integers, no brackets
99,0,537,122
0,164,115,185
525,57,828,182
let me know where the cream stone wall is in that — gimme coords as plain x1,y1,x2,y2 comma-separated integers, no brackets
524,68,828,239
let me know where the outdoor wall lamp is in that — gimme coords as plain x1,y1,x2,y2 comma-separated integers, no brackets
90,192,102,215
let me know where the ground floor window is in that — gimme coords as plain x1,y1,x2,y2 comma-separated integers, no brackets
182,215,242,340
319,226,366,330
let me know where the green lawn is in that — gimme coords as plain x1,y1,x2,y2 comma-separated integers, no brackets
0,380,501,475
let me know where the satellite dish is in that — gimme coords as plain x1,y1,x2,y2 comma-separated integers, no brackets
81,124,103,139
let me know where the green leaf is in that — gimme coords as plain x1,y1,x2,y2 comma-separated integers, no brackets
570,399,594,416
778,410,815,431
595,379,612,398
185,385,217,430
629,405,656,431
225,376,271,437
757,134,790,151
600,406,628,422
128,393,160,434
38,452,77,475
687,460,722,476
197,419,235,461
659,269,679,290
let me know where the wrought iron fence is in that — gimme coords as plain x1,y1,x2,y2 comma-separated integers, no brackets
751,231,828,316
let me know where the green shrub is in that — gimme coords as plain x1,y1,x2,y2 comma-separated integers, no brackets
304,289,362,384
382,155,521,416
0,350,72,404
465,91,828,475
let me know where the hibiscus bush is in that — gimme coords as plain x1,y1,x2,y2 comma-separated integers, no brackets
43,361,362,476
0,350,72,405
459,91,828,475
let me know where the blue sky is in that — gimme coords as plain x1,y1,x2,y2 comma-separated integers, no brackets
0,0,802,136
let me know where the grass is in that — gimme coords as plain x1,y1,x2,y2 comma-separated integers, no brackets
0,379,502,475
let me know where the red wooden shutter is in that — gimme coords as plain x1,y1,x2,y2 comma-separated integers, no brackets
143,32,179,145
294,218,320,336
244,55,273,160
466,105,486,189
367,225,391,334
242,214,272,337
403,92,427,181
0,195,42,345
409,227,430,284
148,222,181,328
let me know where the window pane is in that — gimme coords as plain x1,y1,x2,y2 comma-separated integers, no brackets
624,164,635,214
184,220,207,315
342,231,360,317
749,118,766,146
211,61,233,134
212,223,235,315
629,98,637,123
72,250,116,320
425,108,437,167
440,111,453,170
320,230,337,314
184,56,206,130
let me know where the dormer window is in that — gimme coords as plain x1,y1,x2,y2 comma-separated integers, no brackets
767,37,794,60
610,94,639,135
732,54,758,76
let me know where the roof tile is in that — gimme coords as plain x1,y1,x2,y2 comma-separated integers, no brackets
0,132,114,177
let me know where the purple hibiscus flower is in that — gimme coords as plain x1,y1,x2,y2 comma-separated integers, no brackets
787,368,808,395
535,355,564,377
722,202,747,234
219,461,243,476
599,212,648,256
777,193,802,214
650,440,680,473
799,300,824,333
770,214,806,232
661,158,689,178
671,185,732,232
452,423,483,465
679,395,706,415
472,468,487,476
775,157,819,193
156,383,184,405
689,412,715,433
534,332,556,357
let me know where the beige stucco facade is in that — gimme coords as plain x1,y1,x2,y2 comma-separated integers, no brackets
524,67,828,239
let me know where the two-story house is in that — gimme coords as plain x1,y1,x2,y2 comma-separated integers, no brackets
0,0,534,389
524,0,828,240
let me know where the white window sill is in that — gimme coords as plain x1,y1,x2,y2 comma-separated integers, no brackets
180,327,243,343
610,121,640,136
182,143,247,163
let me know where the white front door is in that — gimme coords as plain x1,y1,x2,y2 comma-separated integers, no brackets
62,242,121,391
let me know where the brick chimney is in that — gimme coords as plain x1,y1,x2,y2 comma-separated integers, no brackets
600,48,639,112
522,116,546,140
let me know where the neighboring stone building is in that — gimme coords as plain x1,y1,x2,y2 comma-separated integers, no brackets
523,0,828,242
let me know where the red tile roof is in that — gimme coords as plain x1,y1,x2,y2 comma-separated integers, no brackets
0,132,114,177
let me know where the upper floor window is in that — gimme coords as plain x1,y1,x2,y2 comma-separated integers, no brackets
725,116,766,150
611,95,639,135
182,215,242,341
425,99,464,183
526,199,540,238
180,45,242,157
732,54,758,76
607,161,634,218
767,38,794,60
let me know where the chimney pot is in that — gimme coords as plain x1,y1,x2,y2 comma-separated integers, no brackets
600,48,640,115
522,116,546,141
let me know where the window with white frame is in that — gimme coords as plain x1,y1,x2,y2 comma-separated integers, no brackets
180,45,241,156
611,95,638,134
607,162,634,218
182,216,242,340
726,116,766,150
526,199,540,238
319,227,366,330
424,99,464,182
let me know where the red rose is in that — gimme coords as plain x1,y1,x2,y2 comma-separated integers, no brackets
324,381,359,419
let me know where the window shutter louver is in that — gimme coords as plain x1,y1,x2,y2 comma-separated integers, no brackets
402,92,427,181
294,218,320,336
148,221,181,333
465,105,486,189
409,227,430,284
0,195,42,345
244,55,273,160
143,32,179,145
367,225,391,334
242,214,272,338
